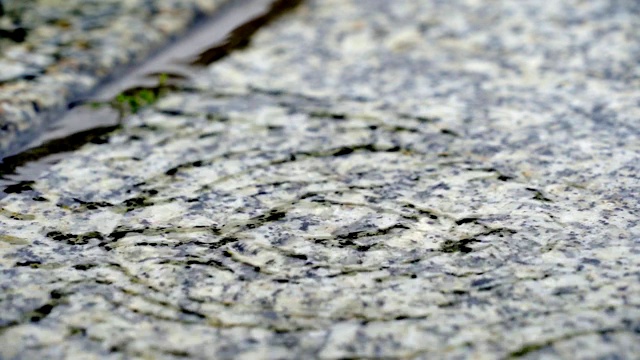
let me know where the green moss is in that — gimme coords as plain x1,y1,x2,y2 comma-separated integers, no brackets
87,73,172,120
508,342,549,358
114,75,166,115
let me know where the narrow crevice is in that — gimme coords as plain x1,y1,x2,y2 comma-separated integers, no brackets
402,203,440,220
526,187,553,202
170,142,409,179
334,223,411,241
312,223,411,252
0,0,304,195
439,238,480,254
439,227,517,254
3,180,35,194
507,327,625,358
455,217,481,226
46,230,105,246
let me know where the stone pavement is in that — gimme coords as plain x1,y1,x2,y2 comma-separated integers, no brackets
1,0,639,358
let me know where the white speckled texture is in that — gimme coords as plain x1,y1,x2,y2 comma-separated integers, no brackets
1,0,639,358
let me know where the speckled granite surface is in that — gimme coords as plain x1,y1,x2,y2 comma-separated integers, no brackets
1,0,640,358
0,0,226,155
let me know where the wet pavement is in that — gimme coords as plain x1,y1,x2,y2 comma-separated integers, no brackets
1,0,639,359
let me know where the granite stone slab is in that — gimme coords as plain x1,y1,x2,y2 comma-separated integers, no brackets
0,0,226,156
1,0,639,358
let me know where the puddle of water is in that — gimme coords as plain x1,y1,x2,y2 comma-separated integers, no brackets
190,0,302,66
0,0,302,198
94,0,282,99
0,106,120,189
